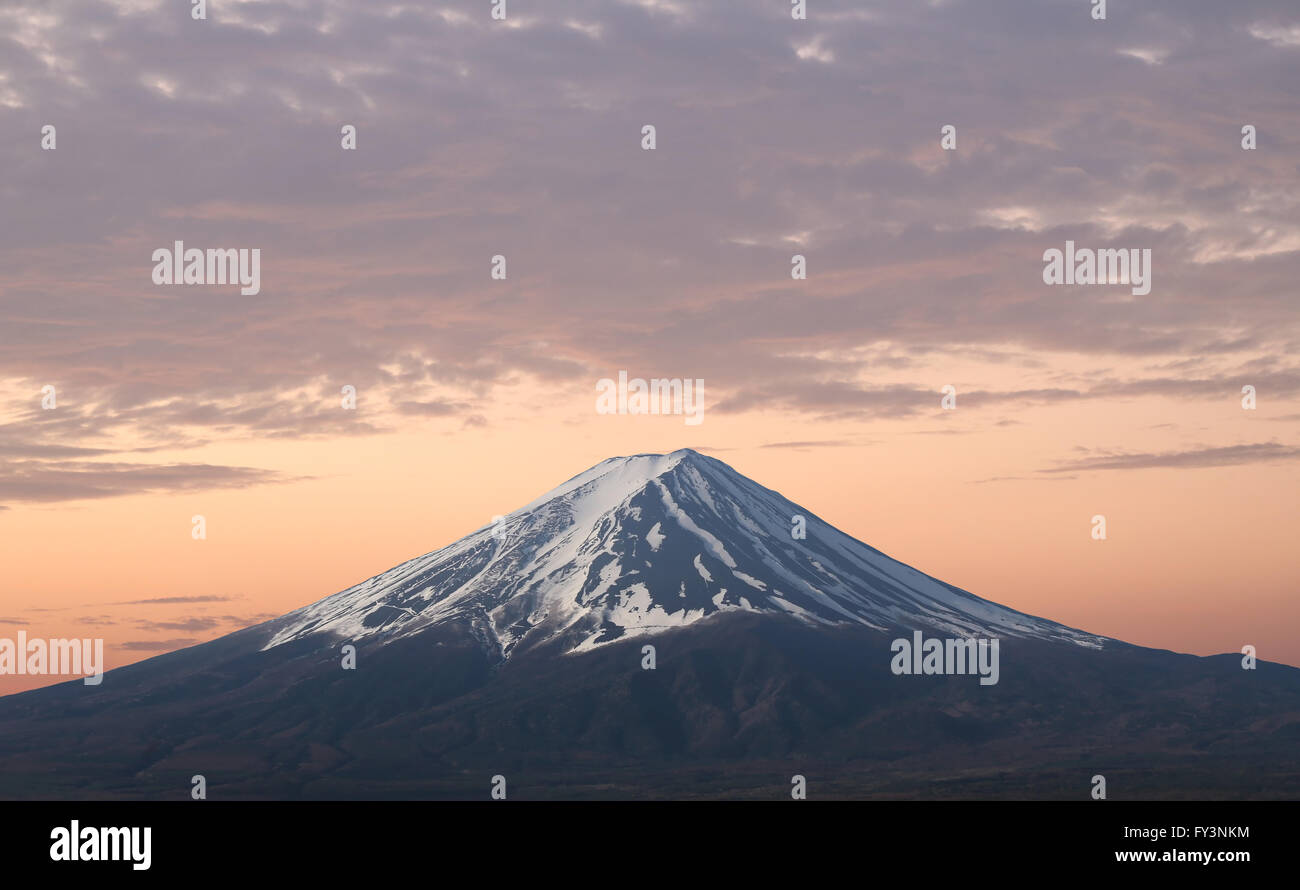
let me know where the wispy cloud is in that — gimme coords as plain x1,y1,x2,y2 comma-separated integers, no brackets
758,440,857,449
132,617,224,632
119,639,198,652
110,595,236,605
0,461,302,505
1043,442,1300,473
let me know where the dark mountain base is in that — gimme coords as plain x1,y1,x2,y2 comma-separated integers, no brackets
1,615,1297,799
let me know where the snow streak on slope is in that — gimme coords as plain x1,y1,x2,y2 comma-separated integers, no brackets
262,449,1109,658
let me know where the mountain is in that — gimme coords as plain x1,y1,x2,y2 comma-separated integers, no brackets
261,448,1107,658
1,449,1297,800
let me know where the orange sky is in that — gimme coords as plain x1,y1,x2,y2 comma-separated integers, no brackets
3,363,1297,696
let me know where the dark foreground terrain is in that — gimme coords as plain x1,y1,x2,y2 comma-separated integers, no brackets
1,614,1296,799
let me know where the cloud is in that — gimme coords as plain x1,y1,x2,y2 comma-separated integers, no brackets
1248,23,1300,48
394,399,471,417
1116,47,1169,66
219,612,279,624
131,612,274,632
0,443,113,458
758,440,856,449
1042,442,1300,473
118,639,198,652
110,595,235,605
133,617,224,632
0,461,301,505
0,0,1296,465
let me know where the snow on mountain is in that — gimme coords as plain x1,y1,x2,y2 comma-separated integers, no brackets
262,448,1109,658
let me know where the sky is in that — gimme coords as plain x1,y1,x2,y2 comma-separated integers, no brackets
1,0,1298,694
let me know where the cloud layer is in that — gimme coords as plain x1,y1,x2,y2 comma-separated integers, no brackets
2,0,1298,502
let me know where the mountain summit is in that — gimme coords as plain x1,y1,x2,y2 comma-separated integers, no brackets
263,448,1107,658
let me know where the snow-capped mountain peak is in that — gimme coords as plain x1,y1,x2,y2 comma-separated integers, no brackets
261,449,1108,658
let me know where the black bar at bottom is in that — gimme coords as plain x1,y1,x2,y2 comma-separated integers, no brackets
1,801,1282,877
